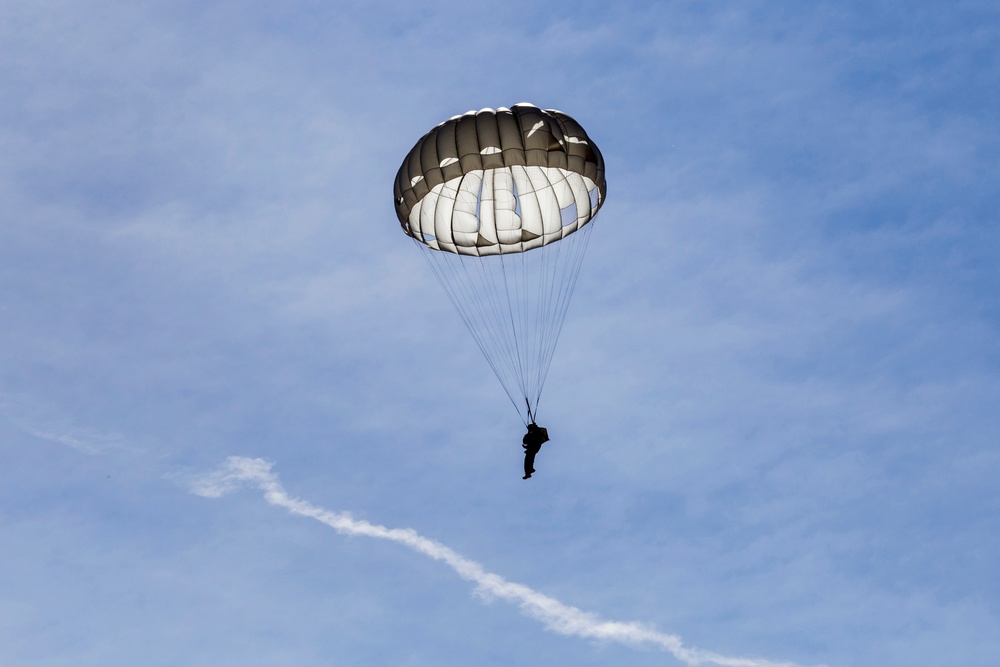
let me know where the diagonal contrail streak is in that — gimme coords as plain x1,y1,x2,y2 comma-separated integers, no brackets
191,456,818,667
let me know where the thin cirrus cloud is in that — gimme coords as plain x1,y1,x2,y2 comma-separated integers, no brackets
191,456,824,667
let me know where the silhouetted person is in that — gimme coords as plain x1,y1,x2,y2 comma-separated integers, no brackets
522,423,549,479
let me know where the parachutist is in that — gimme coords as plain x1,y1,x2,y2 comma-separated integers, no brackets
522,423,549,479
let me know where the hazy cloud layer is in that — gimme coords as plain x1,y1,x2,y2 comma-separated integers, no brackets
2,1,998,666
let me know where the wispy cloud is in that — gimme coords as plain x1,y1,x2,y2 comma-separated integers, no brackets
192,456,821,667
0,393,124,455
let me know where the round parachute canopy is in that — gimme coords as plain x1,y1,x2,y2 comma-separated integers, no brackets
394,104,606,424
394,103,606,255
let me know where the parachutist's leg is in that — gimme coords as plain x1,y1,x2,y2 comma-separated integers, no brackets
523,450,536,479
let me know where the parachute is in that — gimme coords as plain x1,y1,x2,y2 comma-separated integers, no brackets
394,103,607,424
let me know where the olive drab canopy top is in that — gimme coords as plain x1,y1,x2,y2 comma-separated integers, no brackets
394,104,607,256
393,104,607,425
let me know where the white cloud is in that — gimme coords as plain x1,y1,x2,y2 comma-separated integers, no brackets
192,456,823,667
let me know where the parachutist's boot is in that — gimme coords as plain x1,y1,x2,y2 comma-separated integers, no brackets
522,474,531,480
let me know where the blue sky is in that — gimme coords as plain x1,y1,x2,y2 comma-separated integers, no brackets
2,1,999,665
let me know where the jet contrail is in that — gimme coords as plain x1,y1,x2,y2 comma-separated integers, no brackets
191,456,818,667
